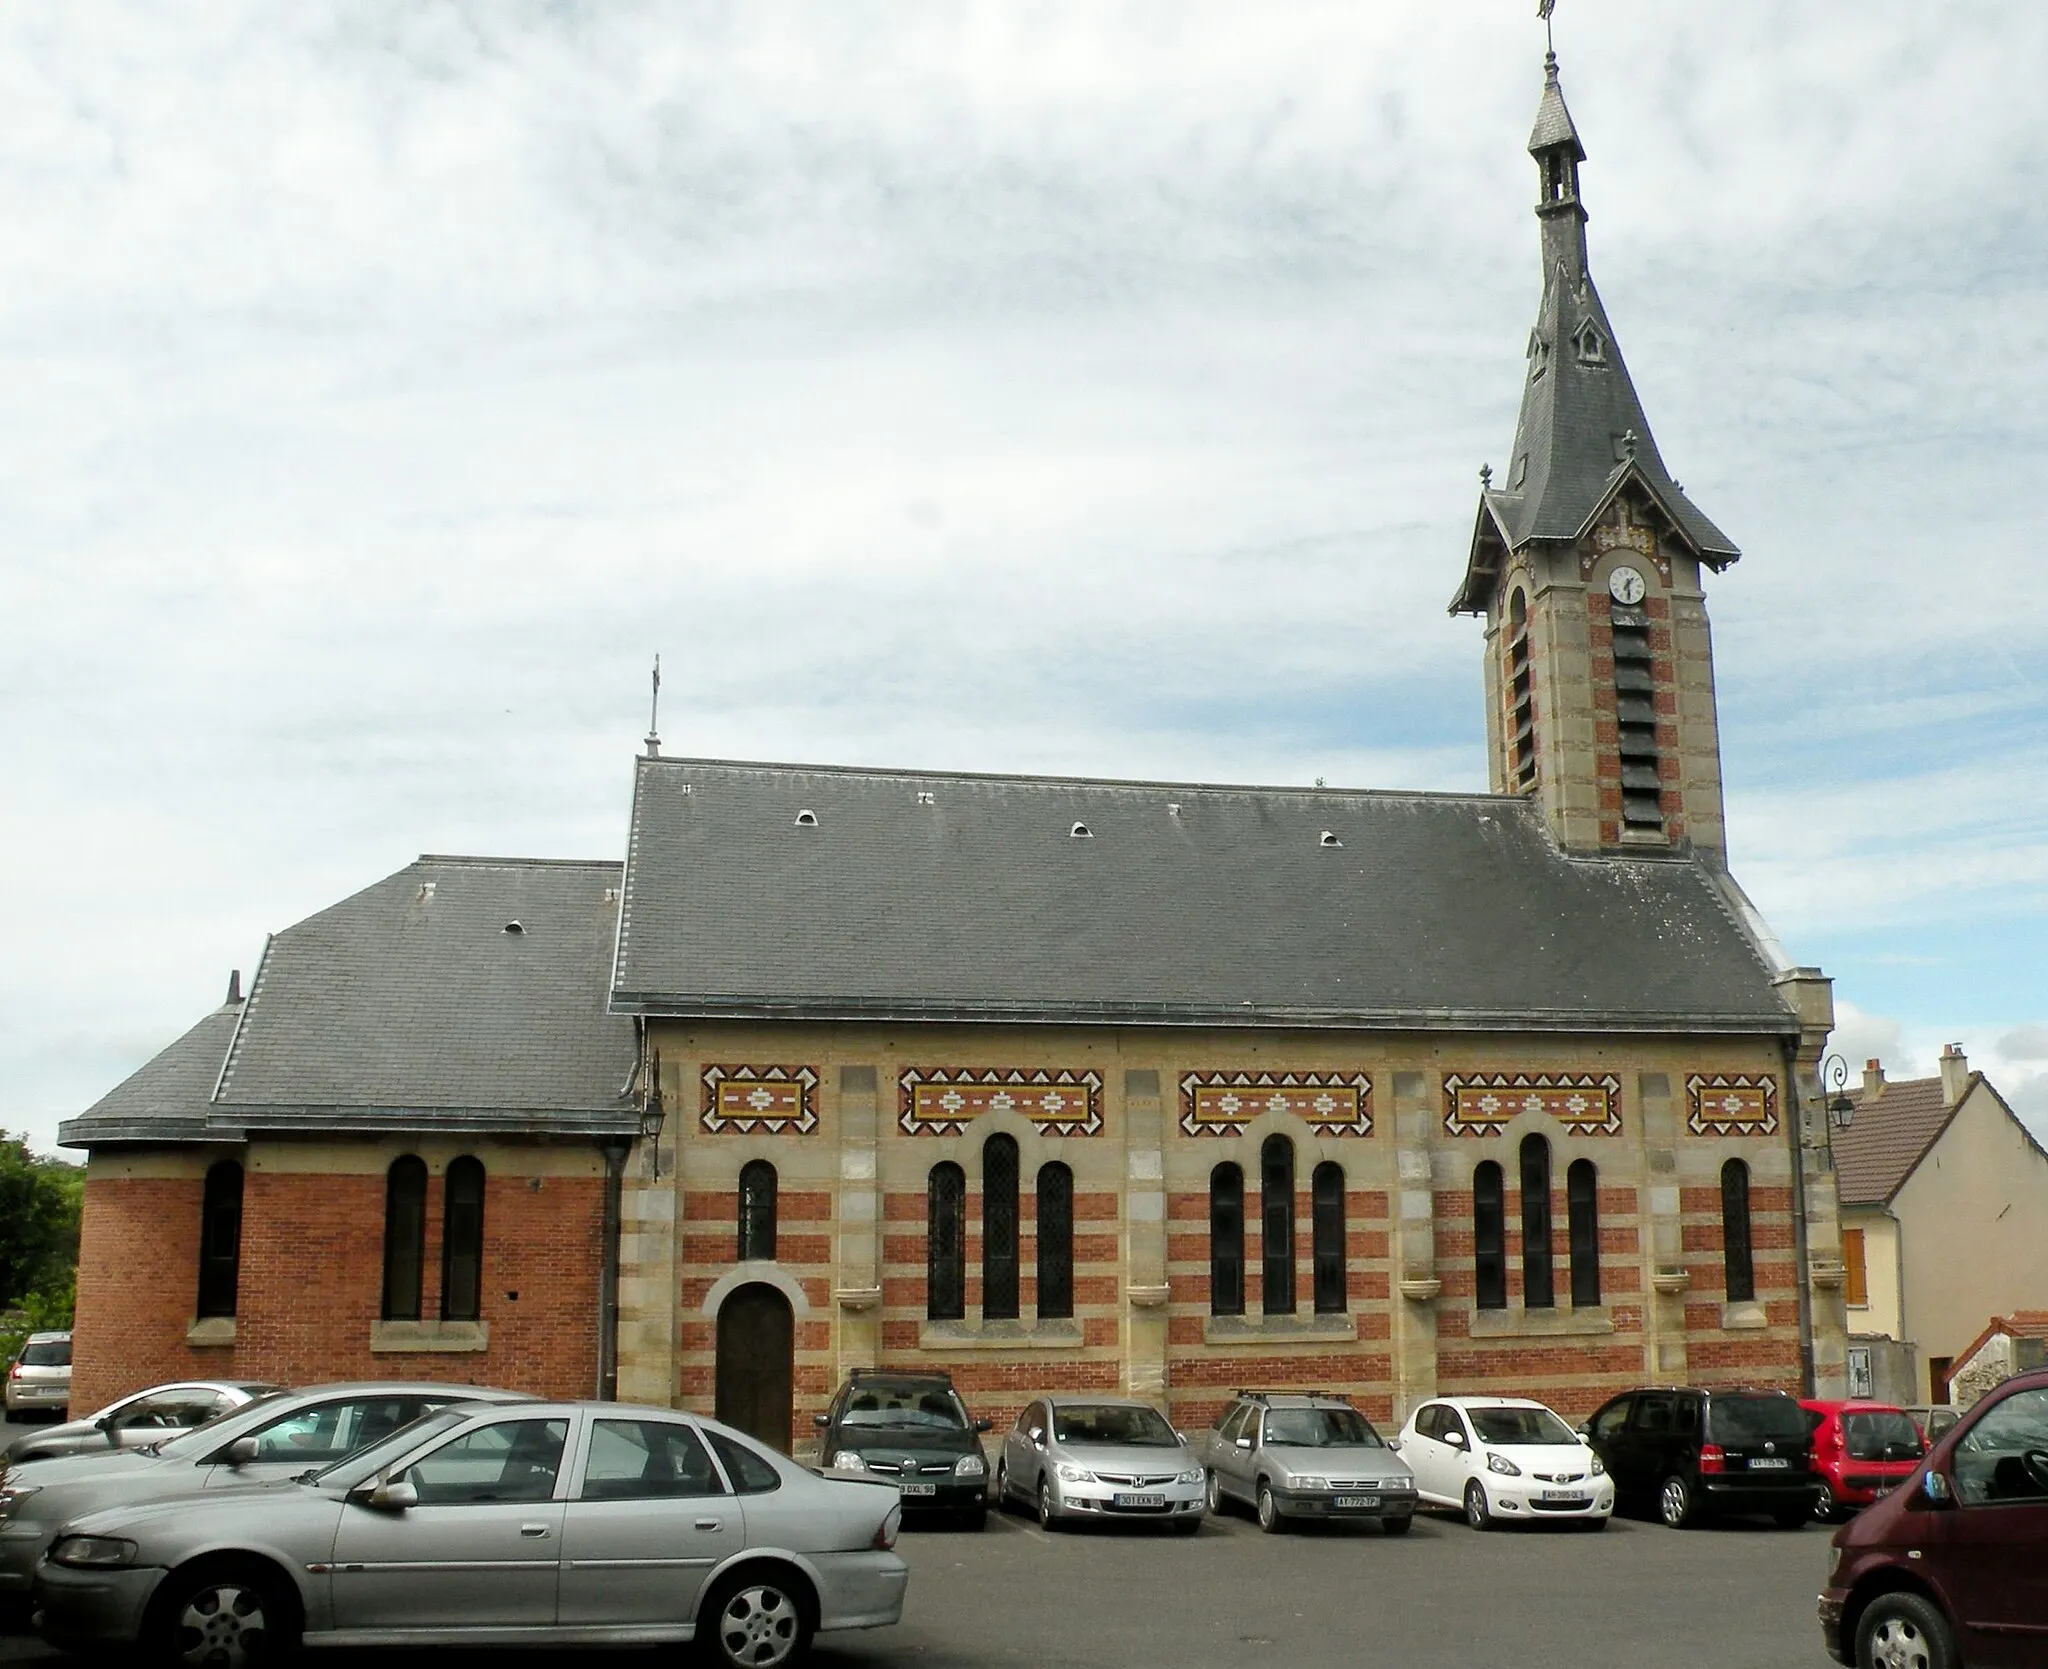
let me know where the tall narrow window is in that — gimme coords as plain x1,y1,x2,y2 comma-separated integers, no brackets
440,1156,486,1323
927,1162,966,1321
1505,588,1538,791
1473,1161,1507,1309
381,1156,428,1321
982,1135,1020,1322
1261,1134,1296,1315
1209,1163,1245,1318
195,1160,244,1320
1567,1158,1601,1309
738,1160,777,1262
1520,1134,1554,1309
1721,1158,1755,1303
1311,1161,1346,1315
1036,1162,1074,1321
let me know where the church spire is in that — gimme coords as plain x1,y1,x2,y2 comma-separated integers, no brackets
1528,51,1588,283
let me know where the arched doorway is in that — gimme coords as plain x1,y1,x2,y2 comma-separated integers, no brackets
715,1282,795,1453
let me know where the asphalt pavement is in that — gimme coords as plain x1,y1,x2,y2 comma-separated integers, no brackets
0,1441,1838,1669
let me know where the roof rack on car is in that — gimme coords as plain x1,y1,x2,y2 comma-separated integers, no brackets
848,1366,953,1384
1235,1388,1347,1403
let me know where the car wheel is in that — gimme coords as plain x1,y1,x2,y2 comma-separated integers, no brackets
1463,1481,1494,1532
1813,1482,1839,1523
701,1566,814,1669
1205,1470,1227,1516
1658,1474,1696,1529
1382,1515,1413,1537
1256,1481,1284,1534
1038,1478,1060,1531
1855,1590,1956,1669
149,1561,296,1669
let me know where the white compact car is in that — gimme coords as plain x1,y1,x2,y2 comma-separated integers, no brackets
1394,1396,1613,1529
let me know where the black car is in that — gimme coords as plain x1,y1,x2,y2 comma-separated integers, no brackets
1583,1386,1818,1529
813,1368,992,1527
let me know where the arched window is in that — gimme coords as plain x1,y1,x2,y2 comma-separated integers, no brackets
1261,1134,1296,1316
1520,1133,1554,1309
441,1156,486,1323
1311,1161,1346,1315
1721,1158,1755,1303
982,1135,1020,1321
195,1160,244,1320
1209,1163,1245,1318
1567,1158,1601,1309
927,1162,966,1321
381,1156,428,1321
1474,1161,1507,1311
1036,1162,1074,1321
738,1160,777,1262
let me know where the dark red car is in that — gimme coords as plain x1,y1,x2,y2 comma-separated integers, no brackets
1801,1399,1927,1520
1821,1364,2048,1668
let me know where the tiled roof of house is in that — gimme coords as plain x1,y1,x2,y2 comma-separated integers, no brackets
1834,1075,1963,1206
610,756,1798,1033
61,1002,244,1145
1948,1312,2048,1382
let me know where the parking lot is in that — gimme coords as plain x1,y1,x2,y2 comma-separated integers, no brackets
2,1401,1837,1669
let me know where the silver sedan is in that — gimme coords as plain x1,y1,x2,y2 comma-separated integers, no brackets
996,1395,1206,1531
3,1380,282,1466
33,1398,908,1669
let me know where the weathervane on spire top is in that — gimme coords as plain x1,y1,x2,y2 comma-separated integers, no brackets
1538,0,1557,60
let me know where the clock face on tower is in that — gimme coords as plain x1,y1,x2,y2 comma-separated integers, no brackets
1607,564,1647,606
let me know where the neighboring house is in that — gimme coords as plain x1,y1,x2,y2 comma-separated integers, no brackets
1835,1049,2048,1404
61,47,1856,1448
1946,1314,2048,1410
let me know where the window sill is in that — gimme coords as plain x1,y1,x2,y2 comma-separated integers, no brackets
185,1316,236,1348
1202,1312,1354,1345
919,1319,1084,1352
1467,1307,1613,1339
1721,1302,1769,1332
370,1319,491,1354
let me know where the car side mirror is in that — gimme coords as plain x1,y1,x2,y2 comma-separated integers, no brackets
354,1476,419,1512
813,1413,831,1429
1445,1431,1467,1449
1029,1428,1045,1447
223,1437,260,1466
974,1418,993,1433
1235,1436,1253,1450
94,1413,119,1433
1921,1471,1954,1509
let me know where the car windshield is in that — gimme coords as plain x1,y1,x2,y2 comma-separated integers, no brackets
20,1341,70,1368
1468,1406,1579,1446
1263,1408,1383,1448
839,1386,970,1431
1053,1405,1178,1447
154,1390,293,1457
314,1410,471,1491
1844,1411,1924,1462
1706,1395,1810,1445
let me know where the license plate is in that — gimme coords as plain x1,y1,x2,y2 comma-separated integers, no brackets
901,1482,937,1496
1113,1493,1165,1508
1749,1458,1791,1470
1331,1495,1381,1509
1540,1489,1589,1502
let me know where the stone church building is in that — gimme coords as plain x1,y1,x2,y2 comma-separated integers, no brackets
64,55,1853,1449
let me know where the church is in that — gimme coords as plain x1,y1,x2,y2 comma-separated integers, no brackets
62,52,1853,1451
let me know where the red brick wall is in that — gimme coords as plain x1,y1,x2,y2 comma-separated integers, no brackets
70,1163,604,1413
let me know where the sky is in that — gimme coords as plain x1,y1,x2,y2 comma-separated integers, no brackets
3,1,2044,1156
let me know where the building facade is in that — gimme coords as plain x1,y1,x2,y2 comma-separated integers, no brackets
63,52,1853,1445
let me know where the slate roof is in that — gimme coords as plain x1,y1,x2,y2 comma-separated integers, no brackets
1834,1075,1963,1206
609,755,1797,1034
1451,58,1738,613
61,1002,245,1145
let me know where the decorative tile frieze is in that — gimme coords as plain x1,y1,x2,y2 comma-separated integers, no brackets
1442,1072,1623,1137
1178,1071,1373,1138
898,1067,1103,1137
700,1064,820,1135
1685,1073,1778,1137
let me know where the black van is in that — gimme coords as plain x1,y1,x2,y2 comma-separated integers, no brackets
813,1368,993,1528
1583,1386,1819,1528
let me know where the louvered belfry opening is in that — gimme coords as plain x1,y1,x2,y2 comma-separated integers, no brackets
1506,588,1538,791
981,1134,1020,1321
1611,601,1663,832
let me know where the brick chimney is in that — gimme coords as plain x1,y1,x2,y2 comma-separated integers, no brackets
1862,1058,1885,1099
1939,1043,1970,1107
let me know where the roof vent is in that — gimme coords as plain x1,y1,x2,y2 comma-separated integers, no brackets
1319,831,1343,848
417,881,435,901
602,887,620,903
1069,821,1093,839
503,920,525,935
1167,802,1182,817
794,809,818,827
916,790,935,806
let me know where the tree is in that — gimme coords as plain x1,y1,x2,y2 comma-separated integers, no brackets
0,1134,83,1315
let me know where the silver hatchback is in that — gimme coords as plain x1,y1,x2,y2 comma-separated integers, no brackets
33,1399,908,1669
3,1334,71,1420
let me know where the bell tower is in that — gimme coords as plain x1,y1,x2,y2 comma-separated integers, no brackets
1451,52,1740,862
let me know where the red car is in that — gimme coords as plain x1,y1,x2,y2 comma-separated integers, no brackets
1820,1364,2048,1668
1800,1399,1927,1520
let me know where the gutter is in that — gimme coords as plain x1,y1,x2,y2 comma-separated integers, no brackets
1780,1033,1817,1396
597,1137,629,1401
